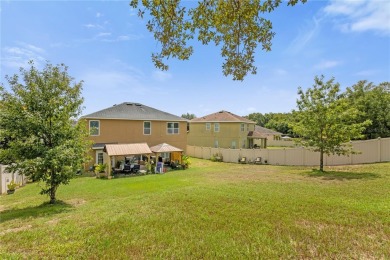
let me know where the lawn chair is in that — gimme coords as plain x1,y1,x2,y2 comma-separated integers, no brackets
239,157,247,164
254,157,262,164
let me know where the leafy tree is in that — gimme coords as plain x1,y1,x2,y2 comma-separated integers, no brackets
291,76,371,172
344,81,390,139
130,0,306,81
246,112,268,126
181,113,196,120
0,61,90,204
265,112,295,136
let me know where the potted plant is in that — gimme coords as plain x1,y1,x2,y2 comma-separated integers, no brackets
94,163,108,178
181,155,191,169
7,180,17,194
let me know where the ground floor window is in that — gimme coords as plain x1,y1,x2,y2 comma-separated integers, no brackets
97,152,104,165
231,141,236,149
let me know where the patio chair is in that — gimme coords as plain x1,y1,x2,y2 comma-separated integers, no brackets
254,157,262,164
239,157,247,164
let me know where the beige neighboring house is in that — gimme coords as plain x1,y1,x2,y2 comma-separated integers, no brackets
188,110,267,149
254,125,282,141
81,102,188,168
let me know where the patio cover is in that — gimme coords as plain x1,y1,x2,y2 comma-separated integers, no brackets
149,143,183,153
104,143,152,156
247,131,267,139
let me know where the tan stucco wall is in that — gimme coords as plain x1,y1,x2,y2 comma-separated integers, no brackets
188,122,255,148
85,119,187,167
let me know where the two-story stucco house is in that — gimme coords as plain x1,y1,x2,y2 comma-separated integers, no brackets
187,110,267,149
81,102,187,167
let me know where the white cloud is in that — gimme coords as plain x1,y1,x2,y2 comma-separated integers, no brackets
354,69,379,76
288,16,322,54
96,32,111,37
96,12,102,18
315,60,342,70
324,0,390,35
80,65,154,116
274,69,288,76
100,34,143,42
152,70,172,82
1,42,46,69
246,107,257,113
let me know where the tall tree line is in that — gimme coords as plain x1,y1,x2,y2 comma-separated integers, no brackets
246,80,390,140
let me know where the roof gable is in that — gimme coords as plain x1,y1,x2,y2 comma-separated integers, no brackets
82,102,187,121
191,110,255,123
255,125,282,135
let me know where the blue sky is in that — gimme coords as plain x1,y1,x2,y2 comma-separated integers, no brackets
1,0,389,118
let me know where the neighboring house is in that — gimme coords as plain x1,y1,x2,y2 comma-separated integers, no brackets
81,102,188,167
254,125,282,140
253,125,282,142
188,110,267,149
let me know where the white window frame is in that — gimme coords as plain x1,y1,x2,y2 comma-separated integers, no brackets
231,141,236,149
214,140,219,148
89,120,100,136
206,123,211,131
240,123,244,132
96,151,104,165
167,122,179,135
214,123,220,132
144,121,151,135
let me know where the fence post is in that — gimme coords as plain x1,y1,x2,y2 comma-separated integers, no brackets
378,137,381,162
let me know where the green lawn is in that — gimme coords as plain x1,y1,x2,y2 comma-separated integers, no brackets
1,159,389,259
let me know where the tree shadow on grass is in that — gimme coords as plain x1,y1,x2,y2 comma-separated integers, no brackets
0,200,73,224
305,170,381,181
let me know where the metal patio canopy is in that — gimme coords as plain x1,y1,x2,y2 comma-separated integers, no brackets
103,143,152,177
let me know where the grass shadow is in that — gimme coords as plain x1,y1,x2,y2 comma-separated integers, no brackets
0,200,73,224
305,170,381,181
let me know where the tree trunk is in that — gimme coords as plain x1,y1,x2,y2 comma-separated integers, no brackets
320,148,324,172
49,170,56,204
49,186,56,204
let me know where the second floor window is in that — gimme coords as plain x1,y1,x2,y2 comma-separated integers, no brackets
167,122,179,134
214,123,220,132
89,120,100,136
241,123,244,132
144,121,151,135
206,123,211,131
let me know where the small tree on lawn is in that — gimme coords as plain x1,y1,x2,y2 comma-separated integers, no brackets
0,61,90,203
291,75,371,172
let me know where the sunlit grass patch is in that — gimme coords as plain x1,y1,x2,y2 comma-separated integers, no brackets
1,159,389,259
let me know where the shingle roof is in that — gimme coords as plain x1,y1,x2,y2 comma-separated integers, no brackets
92,142,118,150
191,111,255,123
82,102,187,121
255,125,282,135
247,131,267,139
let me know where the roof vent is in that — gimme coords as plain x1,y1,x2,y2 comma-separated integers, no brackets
135,103,142,106
125,102,134,106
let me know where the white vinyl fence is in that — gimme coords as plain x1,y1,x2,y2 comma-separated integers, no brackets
187,138,390,166
267,140,296,147
0,165,26,194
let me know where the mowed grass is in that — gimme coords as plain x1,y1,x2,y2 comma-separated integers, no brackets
1,159,389,259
